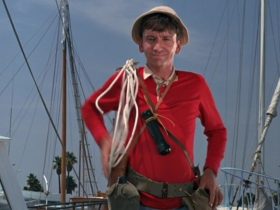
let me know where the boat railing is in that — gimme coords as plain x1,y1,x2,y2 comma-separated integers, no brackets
219,167,280,210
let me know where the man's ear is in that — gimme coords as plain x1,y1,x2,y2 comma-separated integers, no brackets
139,43,144,52
175,41,182,54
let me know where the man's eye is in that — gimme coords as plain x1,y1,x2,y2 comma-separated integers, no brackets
147,37,156,42
163,37,172,41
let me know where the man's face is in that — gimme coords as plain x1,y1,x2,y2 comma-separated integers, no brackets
139,29,181,70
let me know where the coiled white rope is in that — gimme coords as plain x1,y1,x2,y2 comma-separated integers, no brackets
95,59,139,172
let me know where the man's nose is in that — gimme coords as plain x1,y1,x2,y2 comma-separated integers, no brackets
152,40,163,51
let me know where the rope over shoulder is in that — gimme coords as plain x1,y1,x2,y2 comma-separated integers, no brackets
95,59,140,173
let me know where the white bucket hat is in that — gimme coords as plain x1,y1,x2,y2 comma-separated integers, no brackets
131,6,189,45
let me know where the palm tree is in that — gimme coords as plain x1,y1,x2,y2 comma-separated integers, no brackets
23,173,44,192
52,156,62,193
66,152,77,193
66,152,77,176
66,175,77,194
53,152,77,194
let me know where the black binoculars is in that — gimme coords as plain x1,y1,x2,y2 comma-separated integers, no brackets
142,110,171,155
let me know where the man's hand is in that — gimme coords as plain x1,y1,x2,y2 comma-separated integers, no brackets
199,168,223,209
99,136,112,178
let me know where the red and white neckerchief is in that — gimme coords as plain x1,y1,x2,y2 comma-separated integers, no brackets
143,66,177,101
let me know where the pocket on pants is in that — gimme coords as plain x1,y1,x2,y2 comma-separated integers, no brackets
182,188,211,210
107,181,140,210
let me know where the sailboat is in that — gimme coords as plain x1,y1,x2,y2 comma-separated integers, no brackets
218,0,280,209
1,0,107,209
1,0,280,209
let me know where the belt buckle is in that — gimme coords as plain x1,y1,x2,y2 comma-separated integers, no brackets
161,183,168,198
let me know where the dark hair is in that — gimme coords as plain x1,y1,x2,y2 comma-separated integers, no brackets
139,13,182,40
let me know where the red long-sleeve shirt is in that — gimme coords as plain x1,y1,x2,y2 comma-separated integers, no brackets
82,67,227,209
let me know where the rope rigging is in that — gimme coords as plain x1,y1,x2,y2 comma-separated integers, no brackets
2,0,100,196
2,0,63,147
95,59,139,171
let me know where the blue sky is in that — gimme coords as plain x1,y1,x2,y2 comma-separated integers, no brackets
1,0,280,195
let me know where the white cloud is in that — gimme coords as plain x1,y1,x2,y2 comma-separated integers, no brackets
3,0,166,38
69,1,164,37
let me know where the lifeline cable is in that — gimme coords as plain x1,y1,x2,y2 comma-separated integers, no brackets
2,0,63,145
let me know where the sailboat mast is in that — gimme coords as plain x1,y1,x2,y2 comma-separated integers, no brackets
59,0,99,198
257,0,266,172
61,40,67,203
60,0,69,203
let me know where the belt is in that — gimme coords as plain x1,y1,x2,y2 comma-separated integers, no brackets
127,167,194,198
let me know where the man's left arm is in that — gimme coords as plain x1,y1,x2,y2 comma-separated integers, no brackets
198,75,227,175
198,76,227,208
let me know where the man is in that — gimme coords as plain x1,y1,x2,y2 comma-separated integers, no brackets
82,5,227,210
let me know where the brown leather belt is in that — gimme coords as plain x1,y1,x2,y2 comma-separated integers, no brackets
127,167,194,198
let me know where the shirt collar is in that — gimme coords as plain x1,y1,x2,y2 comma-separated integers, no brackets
143,66,153,80
143,65,178,81
143,65,176,81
